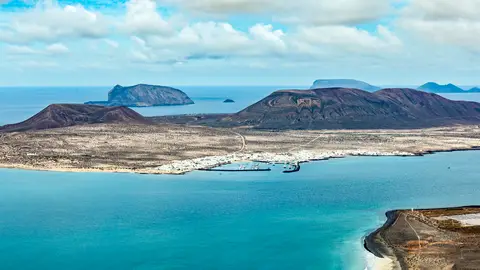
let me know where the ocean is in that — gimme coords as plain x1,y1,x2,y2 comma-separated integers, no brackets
1,152,480,269
1,86,480,269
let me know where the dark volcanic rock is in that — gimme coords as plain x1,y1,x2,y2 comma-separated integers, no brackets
223,99,235,103
86,84,194,107
0,104,151,132
167,88,480,129
418,82,465,93
310,79,380,92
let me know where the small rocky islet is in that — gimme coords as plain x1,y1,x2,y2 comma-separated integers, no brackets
86,84,194,107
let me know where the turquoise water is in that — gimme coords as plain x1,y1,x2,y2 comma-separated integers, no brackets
1,151,480,269
1,87,480,269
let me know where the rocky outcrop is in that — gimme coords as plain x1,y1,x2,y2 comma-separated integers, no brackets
86,84,194,107
310,79,380,92
223,99,235,103
0,104,150,132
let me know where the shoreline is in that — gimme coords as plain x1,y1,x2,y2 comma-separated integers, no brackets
0,146,479,175
364,206,480,269
364,211,402,270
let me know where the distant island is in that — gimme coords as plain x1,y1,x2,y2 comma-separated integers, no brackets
156,88,480,129
418,82,480,93
223,99,235,103
310,79,480,94
310,79,380,92
86,84,194,107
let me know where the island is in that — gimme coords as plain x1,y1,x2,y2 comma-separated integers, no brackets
223,99,235,103
469,87,480,93
310,79,380,92
86,84,194,107
1,87,480,175
418,82,465,93
365,206,480,269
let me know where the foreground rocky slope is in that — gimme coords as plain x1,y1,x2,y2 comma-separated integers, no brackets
366,206,480,269
0,104,150,132
155,88,480,129
86,84,194,107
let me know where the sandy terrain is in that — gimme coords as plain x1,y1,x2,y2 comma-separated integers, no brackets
0,124,480,174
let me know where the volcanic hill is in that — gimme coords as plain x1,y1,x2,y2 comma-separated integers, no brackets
154,88,480,129
0,104,150,132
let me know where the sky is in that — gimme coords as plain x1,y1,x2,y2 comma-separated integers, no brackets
0,0,480,86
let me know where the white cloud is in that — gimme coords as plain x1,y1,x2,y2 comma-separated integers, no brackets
118,0,401,64
398,0,480,52
46,43,69,54
18,60,58,68
159,0,391,25
129,21,290,63
5,43,69,56
123,0,172,36
0,1,109,44
6,45,39,55
289,25,402,58
104,39,119,48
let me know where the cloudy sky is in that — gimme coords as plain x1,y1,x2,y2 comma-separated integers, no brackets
0,0,479,86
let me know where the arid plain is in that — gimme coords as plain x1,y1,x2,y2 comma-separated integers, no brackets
1,123,479,174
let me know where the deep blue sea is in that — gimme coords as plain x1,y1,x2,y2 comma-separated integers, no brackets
1,87,480,269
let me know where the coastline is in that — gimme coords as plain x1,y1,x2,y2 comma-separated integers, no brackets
0,146,479,175
364,211,402,270
364,206,480,269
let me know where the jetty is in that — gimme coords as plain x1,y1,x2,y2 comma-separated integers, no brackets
199,168,272,172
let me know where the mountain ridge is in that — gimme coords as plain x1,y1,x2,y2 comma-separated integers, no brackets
156,87,480,130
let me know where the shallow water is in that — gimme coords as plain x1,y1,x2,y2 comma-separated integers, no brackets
1,151,480,269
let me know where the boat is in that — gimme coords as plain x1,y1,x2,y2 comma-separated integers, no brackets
283,162,301,173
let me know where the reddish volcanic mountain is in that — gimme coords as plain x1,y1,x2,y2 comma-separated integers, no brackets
154,88,480,129
0,104,150,132
230,88,480,129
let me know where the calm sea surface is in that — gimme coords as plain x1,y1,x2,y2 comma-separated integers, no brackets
1,87,480,269
1,152,480,269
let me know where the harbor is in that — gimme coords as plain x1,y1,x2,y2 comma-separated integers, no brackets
198,162,301,173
